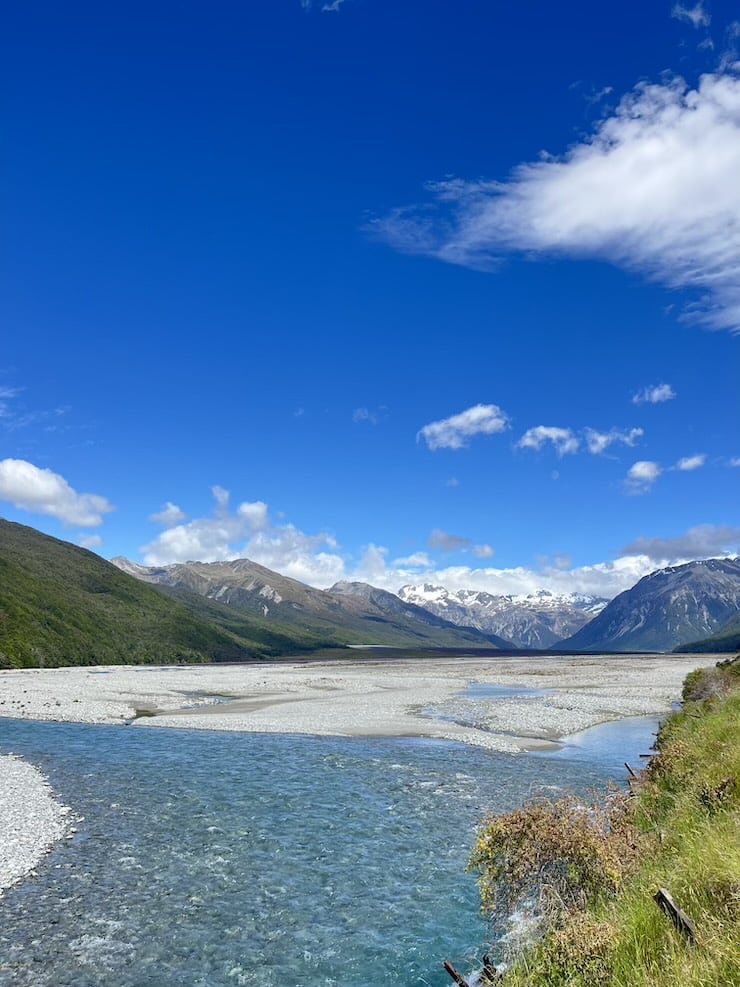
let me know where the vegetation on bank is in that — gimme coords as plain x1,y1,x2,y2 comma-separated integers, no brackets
674,611,740,654
0,519,336,668
469,657,740,986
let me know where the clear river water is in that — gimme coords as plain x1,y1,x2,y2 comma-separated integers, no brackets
0,712,658,987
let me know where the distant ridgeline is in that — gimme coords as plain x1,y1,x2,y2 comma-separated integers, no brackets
0,519,339,668
2,518,739,668
0,520,508,669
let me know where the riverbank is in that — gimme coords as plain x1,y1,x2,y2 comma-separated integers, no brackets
0,653,717,752
473,657,740,987
0,755,72,896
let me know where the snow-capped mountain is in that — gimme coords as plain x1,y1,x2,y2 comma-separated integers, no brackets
397,584,608,649
558,558,740,652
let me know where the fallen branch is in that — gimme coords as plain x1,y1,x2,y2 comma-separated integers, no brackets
442,960,470,986
654,887,696,944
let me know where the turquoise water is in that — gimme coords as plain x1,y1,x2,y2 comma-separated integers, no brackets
0,717,654,987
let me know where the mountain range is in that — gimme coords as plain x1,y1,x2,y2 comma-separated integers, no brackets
111,559,511,650
2,517,739,667
558,558,740,653
0,519,336,668
397,584,607,648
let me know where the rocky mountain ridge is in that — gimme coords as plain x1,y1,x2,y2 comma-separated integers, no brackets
397,583,608,648
112,559,511,649
558,558,740,652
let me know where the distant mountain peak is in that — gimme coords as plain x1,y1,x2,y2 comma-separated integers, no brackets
398,583,609,649
558,557,740,652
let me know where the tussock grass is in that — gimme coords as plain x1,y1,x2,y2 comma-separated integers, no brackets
473,659,740,986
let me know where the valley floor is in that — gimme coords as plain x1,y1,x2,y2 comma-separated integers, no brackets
0,653,718,753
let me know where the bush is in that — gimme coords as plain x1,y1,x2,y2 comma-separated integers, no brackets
468,792,639,924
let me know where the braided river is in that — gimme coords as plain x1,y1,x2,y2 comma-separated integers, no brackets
0,713,656,987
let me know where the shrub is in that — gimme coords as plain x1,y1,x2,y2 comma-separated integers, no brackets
468,792,639,924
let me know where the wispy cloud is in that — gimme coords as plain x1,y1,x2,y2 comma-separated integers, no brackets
518,426,579,456
632,383,676,405
675,453,707,471
301,0,348,11
0,386,22,419
353,406,387,425
0,385,70,432
428,528,471,552
373,69,740,332
622,524,740,562
418,403,509,450
625,460,662,494
0,459,114,527
473,543,495,559
150,502,187,526
583,426,643,454
671,3,711,29
392,551,433,568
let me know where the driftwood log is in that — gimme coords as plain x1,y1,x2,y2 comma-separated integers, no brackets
654,887,696,943
442,960,470,986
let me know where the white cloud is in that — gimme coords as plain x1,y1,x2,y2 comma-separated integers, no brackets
141,487,344,584
237,500,269,529
392,551,433,568
632,383,676,405
622,524,740,562
583,426,643,454
428,528,471,552
355,553,661,600
672,3,711,29
473,543,495,559
79,534,103,549
373,68,740,332
418,403,509,450
729,457,740,467
150,502,187,527
625,460,662,493
353,406,387,425
675,453,707,470
138,490,737,601
518,426,579,456
0,459,114,527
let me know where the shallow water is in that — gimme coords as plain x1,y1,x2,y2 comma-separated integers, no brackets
0,716,656,987
537,715,659,770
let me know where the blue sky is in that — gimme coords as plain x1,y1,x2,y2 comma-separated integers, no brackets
2,0,739,598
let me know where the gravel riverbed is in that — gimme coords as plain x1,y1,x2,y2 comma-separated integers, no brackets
0,755,73,896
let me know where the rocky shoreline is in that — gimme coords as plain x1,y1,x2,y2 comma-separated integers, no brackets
0,754,73,897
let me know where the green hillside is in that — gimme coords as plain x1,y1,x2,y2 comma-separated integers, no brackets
0,519,336,668
673,610,740,653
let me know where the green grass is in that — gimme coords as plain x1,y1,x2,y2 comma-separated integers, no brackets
481,658,740,986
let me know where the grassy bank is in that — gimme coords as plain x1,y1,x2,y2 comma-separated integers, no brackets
470,657,739,986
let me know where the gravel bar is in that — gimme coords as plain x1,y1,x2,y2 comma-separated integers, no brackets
0,653,718,752
0,754,73,896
